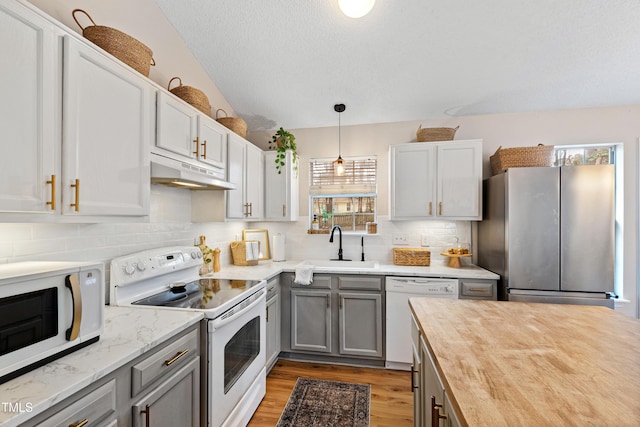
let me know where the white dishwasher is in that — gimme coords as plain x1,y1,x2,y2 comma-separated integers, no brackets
385,276,458,370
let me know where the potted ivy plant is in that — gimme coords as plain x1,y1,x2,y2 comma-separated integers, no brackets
269,127,298,175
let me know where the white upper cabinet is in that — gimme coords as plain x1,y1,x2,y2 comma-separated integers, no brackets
264,150,298,221
0,1,154,220
390,139,482,220
226,134,263,220
156,92,227,180
0,1,58,214
62,36,153,216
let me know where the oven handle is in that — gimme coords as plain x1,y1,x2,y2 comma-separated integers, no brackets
211,289,265,329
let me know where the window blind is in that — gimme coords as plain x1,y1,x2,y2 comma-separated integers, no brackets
309,158,377,195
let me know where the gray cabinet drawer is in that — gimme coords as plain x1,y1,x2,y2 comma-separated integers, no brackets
338,276,382,291
291,274,332,289
132,329,198,396
460,280,496,299
36,379,116,427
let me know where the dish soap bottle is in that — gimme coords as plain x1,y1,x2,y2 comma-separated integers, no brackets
312,215,319,230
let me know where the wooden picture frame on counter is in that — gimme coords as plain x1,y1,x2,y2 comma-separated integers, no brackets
242,229,270,260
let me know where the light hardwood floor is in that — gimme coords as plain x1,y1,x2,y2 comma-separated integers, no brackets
248,359,414,427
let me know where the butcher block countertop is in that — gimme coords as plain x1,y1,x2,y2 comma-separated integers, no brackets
409,299,640,426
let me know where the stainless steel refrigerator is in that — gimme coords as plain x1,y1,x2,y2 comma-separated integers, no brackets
477,165,616,307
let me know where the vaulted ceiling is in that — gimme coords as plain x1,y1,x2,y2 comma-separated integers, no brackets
155,0,640,131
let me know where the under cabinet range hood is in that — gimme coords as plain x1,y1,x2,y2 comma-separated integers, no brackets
150,152,236,190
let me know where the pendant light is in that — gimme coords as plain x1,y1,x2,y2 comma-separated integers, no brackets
338,0,376,18
333,104,346,176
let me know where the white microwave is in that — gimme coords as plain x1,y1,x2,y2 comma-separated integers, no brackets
0,261,104,384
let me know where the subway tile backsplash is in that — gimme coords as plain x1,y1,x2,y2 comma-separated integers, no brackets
0,185,471,276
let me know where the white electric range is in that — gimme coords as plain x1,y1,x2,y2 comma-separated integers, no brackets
110,246,266,427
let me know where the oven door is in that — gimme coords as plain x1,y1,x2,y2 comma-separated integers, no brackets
208,288,266,427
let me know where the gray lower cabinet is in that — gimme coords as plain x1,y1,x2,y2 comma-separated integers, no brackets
290,288,332,352
266,276,281,372
22,323,201,427
282,273,384,363
132,357,200,427
413,312,461,427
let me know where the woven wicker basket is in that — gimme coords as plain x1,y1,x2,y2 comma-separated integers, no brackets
168,77,211,116
490,144,555,175
72,9,154,77
230,241,258,266
216,109,248,138
416,125,459,142
393,248,431,266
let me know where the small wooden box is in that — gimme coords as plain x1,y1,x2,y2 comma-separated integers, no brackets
393,248,431,266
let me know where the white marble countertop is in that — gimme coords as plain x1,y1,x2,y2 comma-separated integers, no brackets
204,259,500,281
0,306,203,427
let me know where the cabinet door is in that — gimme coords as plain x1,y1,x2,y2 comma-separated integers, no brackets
339,292,383,357
245,142,264,220
197,115,227,173
421,336,446,427
156,91,198,160
226,133,246,219
0,1,58,214
390,144,436,219
264,150,299,221
133,357,200,427
62,36,152,216
290,289,332,353
437,141,482,219
266,291,281,372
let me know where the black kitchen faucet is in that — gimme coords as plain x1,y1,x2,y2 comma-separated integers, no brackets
329,225,351,261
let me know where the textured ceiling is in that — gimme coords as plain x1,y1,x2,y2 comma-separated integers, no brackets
154,0,640,131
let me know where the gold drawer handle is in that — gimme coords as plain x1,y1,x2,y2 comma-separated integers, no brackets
439,201,443,216
193,136,200,157
164,348,189,366
69,419,88,427
468,287,486,292
428,201,432,216
202,139,207,159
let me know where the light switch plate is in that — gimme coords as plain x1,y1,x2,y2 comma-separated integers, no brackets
421,233,430,247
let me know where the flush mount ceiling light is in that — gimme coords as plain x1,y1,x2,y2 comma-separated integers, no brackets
333,103,346,176
338,0,375,18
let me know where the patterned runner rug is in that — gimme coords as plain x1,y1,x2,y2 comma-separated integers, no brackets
276,377,370,427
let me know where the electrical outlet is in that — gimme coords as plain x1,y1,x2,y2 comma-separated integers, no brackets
421,233,430,247
392,233,408,245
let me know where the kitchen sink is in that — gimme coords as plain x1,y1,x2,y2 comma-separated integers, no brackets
300,259,380,271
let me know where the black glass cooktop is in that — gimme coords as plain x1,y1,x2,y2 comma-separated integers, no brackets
132,278,261,310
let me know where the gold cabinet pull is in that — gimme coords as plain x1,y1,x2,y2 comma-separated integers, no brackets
439,201,443,216
46,174,56,211
65,274,82,341
243,203,249,217
164,349,189,366
193,136,199,157
70,179,80,212
69,419,88,427
468,287,485,292
249,202,253,216
141,404,150,427
283,204,286,217
202,139,207,159
428,201,432,216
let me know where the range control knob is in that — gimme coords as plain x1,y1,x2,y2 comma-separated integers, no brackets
191,251,197,259
136,260,146,271
124,263,136,275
